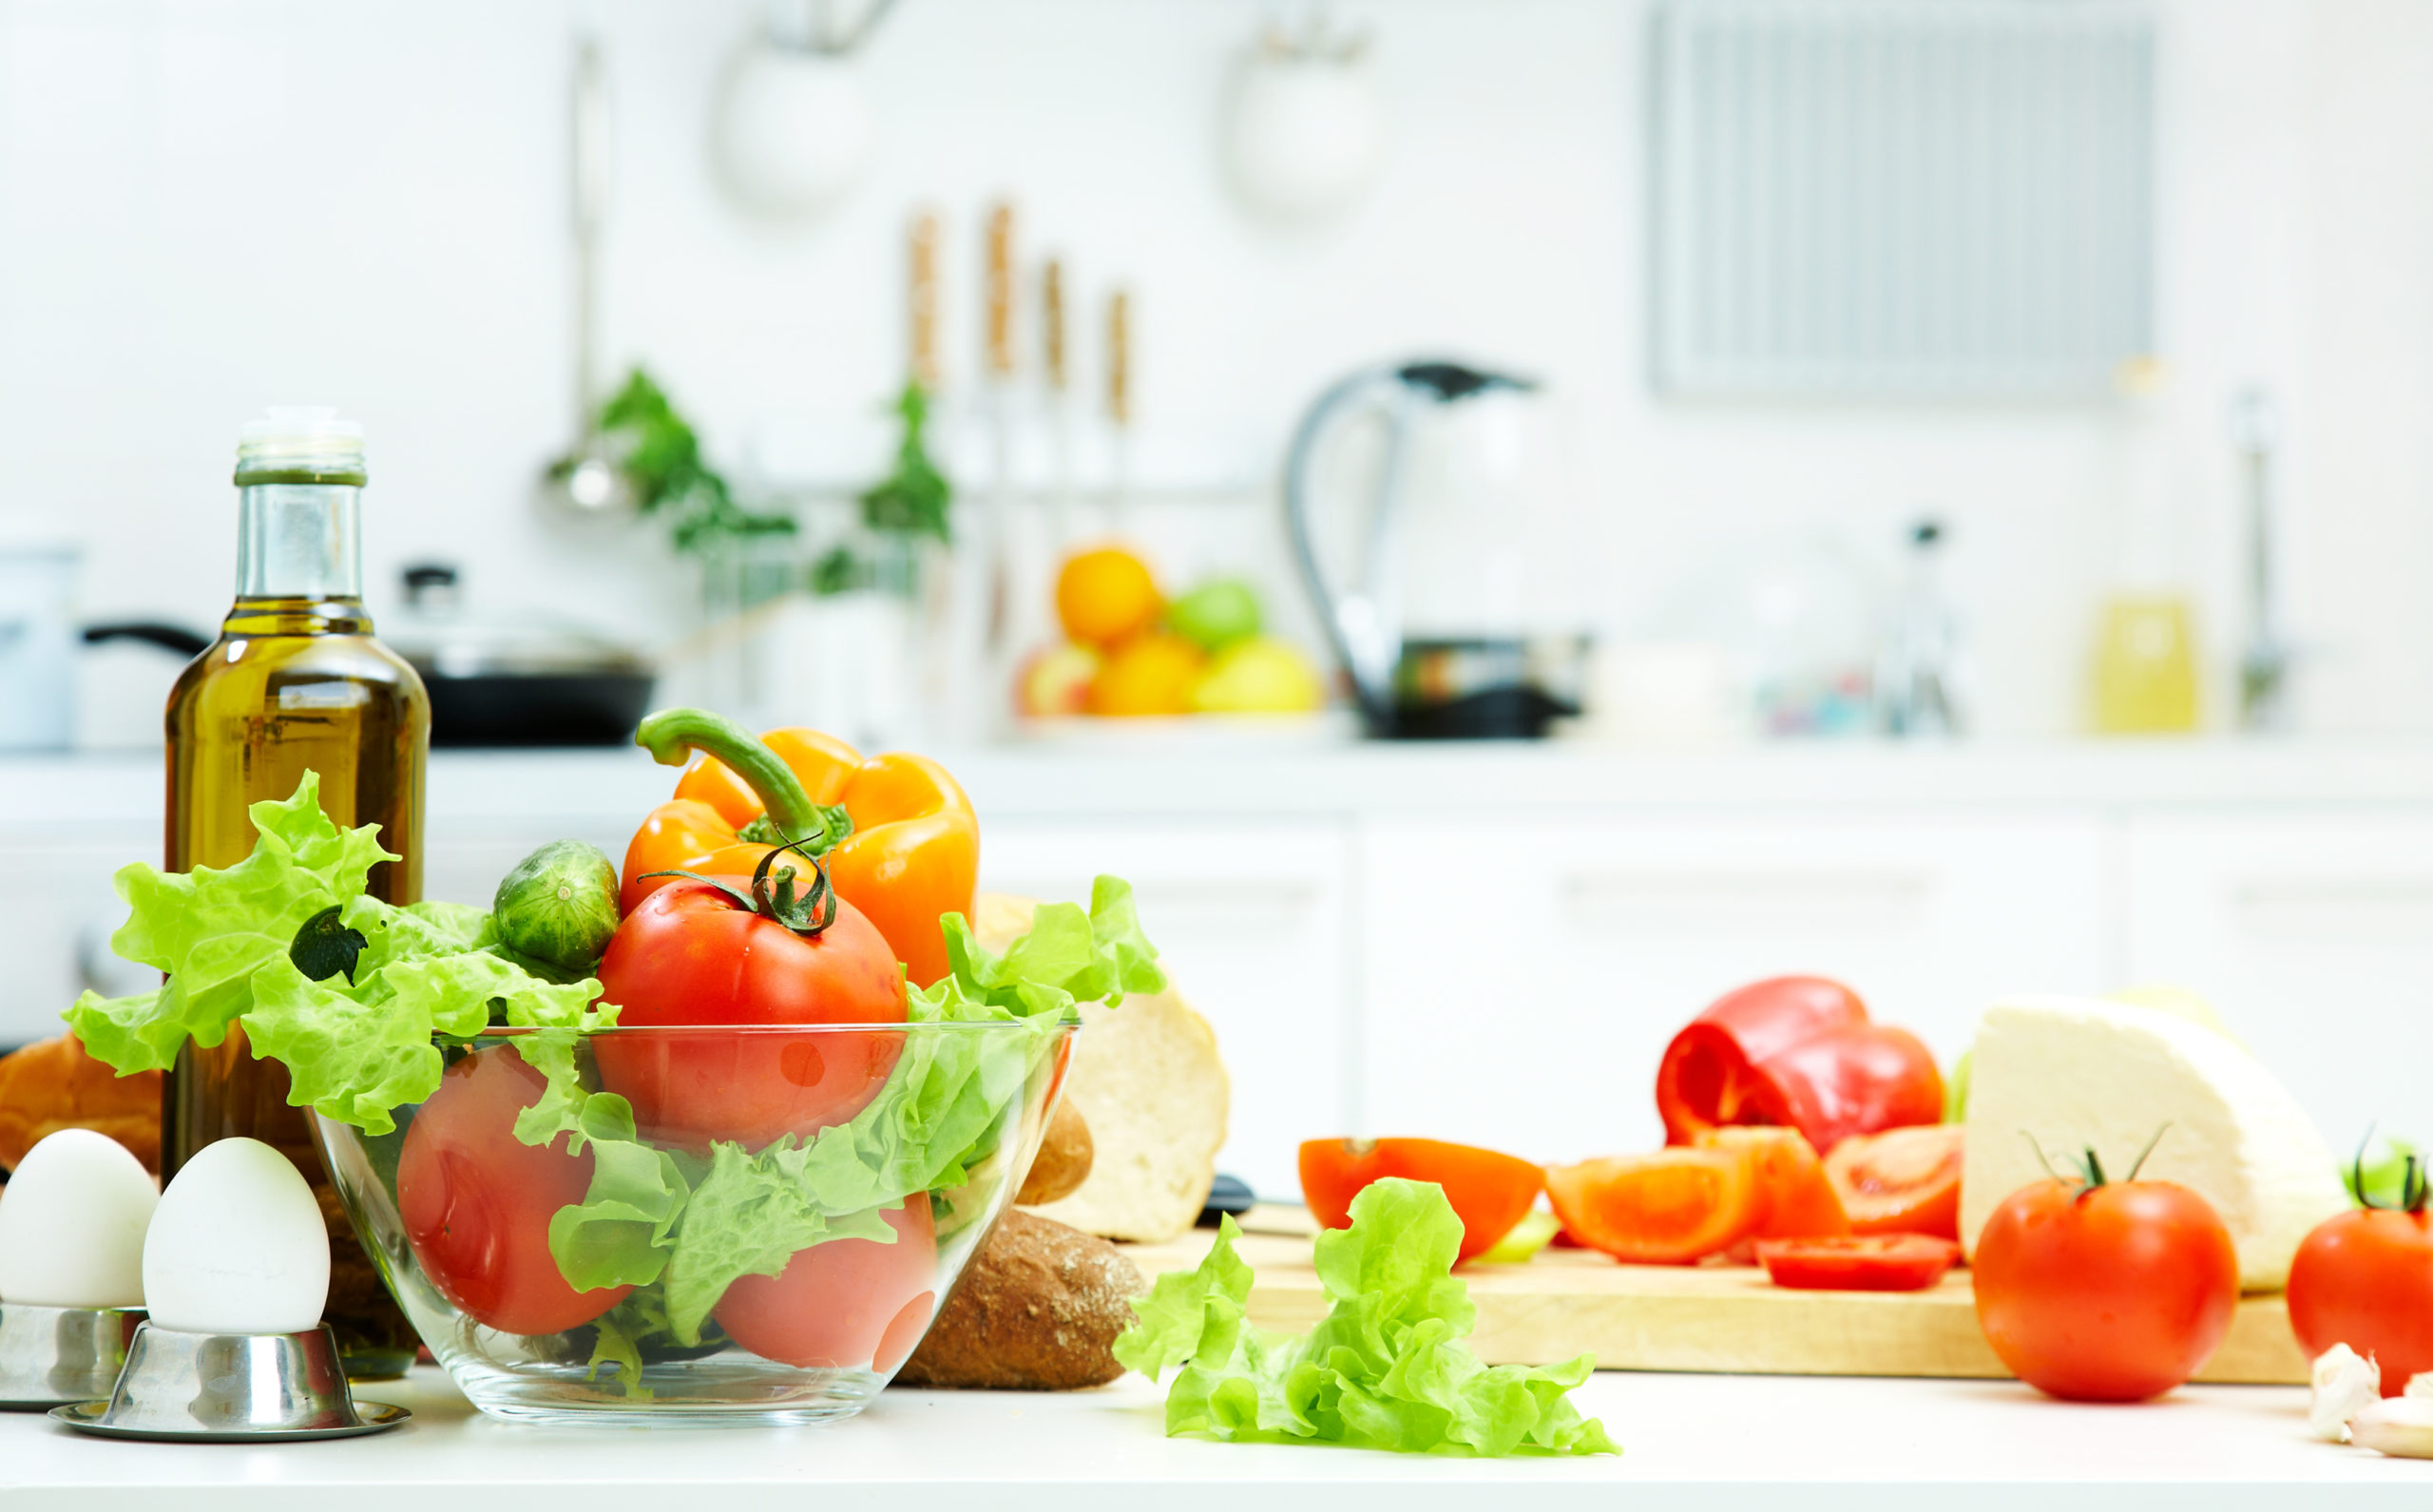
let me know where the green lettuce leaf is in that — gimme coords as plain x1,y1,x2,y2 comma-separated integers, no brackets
66,771,393,1071
1113,1179,1619,1458
533,875,1159,1340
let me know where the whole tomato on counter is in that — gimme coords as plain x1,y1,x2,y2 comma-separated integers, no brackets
1824,1123,1964,1239
1545,1148,1762,1265
2288,1153,2433,1396
1654,975,1944,1155
1972,1134,2237,1402
1299,1138,1543,1265
620,708,977,987
595,842,908,1152
396,1044,633,1336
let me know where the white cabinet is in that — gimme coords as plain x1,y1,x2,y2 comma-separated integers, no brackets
2125,813,2433,1150
0,823,157,1045
979,819,1355,1200
1357,813,2114,1163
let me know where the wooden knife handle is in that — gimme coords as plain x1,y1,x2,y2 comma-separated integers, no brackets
910,210,941,391
985,201,1015,379
1106,289,1132,426
1042,258,1067,393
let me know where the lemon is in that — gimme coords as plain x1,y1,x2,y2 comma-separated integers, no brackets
1191,637,1322,714
1088,633,1205,717
1056,545,1161,648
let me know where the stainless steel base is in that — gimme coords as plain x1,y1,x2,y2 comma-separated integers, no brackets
59,1321,405,1438
0,1304,144,1409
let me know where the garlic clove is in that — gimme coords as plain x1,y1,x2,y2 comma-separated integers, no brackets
2350,1397,2433,1460
2311,1344,2382,1444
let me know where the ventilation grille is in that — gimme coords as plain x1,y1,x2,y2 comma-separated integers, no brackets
1650,0,2155,398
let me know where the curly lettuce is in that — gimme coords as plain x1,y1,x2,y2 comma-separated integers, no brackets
67,771,603,1135
1115,1178,1619,1458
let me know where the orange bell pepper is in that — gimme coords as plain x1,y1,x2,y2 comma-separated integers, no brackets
620,709,979,987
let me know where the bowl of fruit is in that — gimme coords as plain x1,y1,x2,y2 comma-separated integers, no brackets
1017,545,1330,724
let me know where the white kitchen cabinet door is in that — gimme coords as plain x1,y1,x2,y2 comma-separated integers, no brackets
2125,813,2433,1150
979,819,1353,1201
0,825,158,1047
1359,813,2113,1163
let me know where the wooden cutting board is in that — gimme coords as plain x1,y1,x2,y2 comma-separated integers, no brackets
1119,1209,2309,1385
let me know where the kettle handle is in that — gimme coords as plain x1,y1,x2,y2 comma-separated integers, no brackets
1283,363,1418,726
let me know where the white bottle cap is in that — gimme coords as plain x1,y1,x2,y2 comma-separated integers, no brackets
236,407,366,477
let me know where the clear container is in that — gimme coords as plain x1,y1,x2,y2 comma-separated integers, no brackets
312,1020,1073,1426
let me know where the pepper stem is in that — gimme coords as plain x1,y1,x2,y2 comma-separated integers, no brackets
635,707,824,840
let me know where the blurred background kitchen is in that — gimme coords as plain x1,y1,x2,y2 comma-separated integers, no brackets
6,0,2432,1198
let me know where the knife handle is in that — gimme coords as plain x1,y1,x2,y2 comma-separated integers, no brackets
1042,258,1068,393
910,210,941,391
1106,289,1132,426
985,202,1016,379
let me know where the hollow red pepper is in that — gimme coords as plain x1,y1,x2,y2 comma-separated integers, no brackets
619,709,978,988
1654,975,1944,1155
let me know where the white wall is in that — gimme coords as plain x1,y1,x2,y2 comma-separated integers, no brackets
4,0,2429,743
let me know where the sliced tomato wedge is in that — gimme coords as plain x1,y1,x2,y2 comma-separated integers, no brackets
1695,1126,1849,1254
1544,1148,1761,1265
1299,1138,1543,1265
1823,1123,1964,1238
1756,1234,1964,1292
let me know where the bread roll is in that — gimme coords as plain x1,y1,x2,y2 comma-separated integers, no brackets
892,1210,1142,1389
1016,1098,1093,1206
974,892,1229,1243
0,1034,160,1176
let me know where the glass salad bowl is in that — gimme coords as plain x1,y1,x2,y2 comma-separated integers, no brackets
313,1019,1073,1426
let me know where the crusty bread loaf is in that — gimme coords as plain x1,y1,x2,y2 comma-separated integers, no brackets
891,1210,1142,1389
0,1034,160,1176
1016,1098,1093,1206
974,891,1229,1243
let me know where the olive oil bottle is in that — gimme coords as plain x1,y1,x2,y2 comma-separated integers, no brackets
162,408,429,1377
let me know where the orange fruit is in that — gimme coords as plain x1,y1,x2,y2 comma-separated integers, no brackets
1087,634,1205,718
1056,545,1161,647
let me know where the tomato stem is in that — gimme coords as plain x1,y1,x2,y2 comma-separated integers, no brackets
641,836,838,939
634,708,826,841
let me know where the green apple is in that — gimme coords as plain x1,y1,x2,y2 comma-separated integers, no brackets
1167,578,1262,652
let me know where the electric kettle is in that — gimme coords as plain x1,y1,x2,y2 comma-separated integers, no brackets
1283,359,1588,738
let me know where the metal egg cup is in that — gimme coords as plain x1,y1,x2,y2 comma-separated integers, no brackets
0,1303,144,1408
46,1320,409,1442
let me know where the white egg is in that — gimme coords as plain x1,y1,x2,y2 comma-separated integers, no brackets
141,1137,328,1335
0,1128,158,1309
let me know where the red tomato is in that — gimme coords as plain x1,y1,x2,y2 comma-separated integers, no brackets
1825,1123,1964,1239
1695,1127,1849,1252
1757,1234,1962,1292
593,877,909,1151
1973,1176,2238,1401
713,1195,939,1370
2288,1207,2433,1396
396,1045,633,1336
1298,1138,1543,1265
1545,1148,1761,1265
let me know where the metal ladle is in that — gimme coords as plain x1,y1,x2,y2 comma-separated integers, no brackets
545,35,630,515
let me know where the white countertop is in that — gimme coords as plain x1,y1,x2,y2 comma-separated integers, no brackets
4,1366,2426,1510
10,735,2433,830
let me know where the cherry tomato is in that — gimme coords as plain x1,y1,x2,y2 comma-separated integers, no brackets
1825,1123,1964,1239
593,876,908,1151
1973,1175,2237,1401
2289,1207,2433,1396
395,1045,633,1336
1695,1127,1849,1254
1757,1234,1961,1292
713,1195,938,1370
1298,1138,1543,1265
1545,1148,1761,1265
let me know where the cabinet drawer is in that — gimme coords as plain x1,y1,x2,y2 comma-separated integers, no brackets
2126,813,2433,1145
1359,814,2112,1161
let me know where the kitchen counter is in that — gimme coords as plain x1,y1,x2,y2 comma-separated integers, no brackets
3,1367,2423,1510
11,735,2433,829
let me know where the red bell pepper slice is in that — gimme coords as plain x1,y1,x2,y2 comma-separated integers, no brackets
1655,975,1944,1155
